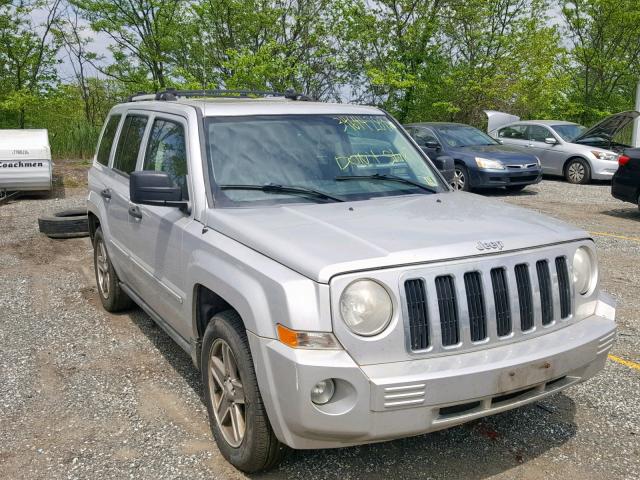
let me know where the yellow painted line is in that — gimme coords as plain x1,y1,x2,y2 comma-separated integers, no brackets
590,231,640,243
608,354,640,371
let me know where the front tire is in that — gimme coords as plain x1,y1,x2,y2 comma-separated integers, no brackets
93,227,134,312
202,310,286,472
565,158,591,184
452,164,470,191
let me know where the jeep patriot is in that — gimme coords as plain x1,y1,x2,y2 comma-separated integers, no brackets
87,89,616,472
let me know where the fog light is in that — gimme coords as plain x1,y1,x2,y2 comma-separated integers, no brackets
310,379,335,405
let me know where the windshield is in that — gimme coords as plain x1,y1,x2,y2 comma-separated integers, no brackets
552,124,586,141
433,125,498,148
205,114,446,206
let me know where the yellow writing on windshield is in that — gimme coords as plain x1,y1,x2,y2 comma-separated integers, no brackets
335,150,407,170
334,116,394,133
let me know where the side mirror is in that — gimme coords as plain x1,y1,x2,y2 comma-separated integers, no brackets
130,171,188,210
544,137,558,145
423,140,441,150
496,138,504,144
433,155,455,183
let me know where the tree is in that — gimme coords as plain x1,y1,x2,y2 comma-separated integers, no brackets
0,0,62,127
562,0,640,124
336,0,446,120
174,0,349,99
54,2,103,124
72,0,183,90
440,0,565,125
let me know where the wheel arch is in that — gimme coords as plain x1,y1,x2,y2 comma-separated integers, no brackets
563,155,590,174
87,211,100,241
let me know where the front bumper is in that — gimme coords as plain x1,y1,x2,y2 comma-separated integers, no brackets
469,167,542,188
249,296,615,450
591,158,618,180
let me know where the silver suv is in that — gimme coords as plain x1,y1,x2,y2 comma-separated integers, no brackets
87,90,616,472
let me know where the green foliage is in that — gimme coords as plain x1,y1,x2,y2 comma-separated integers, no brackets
1,0,639,159
561,0,640,124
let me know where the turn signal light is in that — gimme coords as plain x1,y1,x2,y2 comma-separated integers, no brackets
277,324,341,349
618,155,630,166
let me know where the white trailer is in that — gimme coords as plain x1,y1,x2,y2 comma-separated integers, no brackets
0,129,53,198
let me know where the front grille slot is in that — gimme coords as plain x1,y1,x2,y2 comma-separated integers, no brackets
490,268,512,336
435,276,459,346
536,260,554,325
404,279,430,350
464,272,486,341
555,256,571,319
514,264,534,331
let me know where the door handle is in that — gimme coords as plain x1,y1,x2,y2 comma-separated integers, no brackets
128,204,142,219
100,188,112,200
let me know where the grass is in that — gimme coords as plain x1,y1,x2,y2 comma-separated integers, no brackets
50,122,102,160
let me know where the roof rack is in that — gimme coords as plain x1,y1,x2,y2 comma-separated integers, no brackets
127,88,312,102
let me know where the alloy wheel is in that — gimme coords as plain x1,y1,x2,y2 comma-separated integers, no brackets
567,162,585,183
96,239,110,299
452,168,466,190
209,338,246,448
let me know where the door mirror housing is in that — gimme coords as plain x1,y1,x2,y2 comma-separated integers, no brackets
433,155,455,183
544,137,558,145
130,171,188,210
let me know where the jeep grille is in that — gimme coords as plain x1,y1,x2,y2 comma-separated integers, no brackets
404,253,573,353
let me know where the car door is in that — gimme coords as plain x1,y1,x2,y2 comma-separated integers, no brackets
127,114,193,341
525,125,564,174
105,112,149,284
496,124,529,151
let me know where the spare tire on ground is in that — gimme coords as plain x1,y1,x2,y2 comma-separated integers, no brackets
38,208,89,239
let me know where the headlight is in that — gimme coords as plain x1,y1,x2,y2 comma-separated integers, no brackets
339,279,393,336
573,246,597,295
591,150,618,161
475,157,505,170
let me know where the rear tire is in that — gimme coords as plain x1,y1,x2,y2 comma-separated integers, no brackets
564,158,591,184
202,310,287,473
93,227,134,312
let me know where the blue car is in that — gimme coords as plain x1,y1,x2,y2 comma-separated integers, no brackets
405,122,542,192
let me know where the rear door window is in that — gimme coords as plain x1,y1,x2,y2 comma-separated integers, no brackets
498,125,527,140
143,119,189,200
113,114,148,175
96,114,121,166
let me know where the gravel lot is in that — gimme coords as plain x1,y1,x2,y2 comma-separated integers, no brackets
1,172,638,480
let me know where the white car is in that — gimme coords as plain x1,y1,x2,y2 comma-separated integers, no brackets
486,110,639,184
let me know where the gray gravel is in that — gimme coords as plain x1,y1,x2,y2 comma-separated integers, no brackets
1,180,638,480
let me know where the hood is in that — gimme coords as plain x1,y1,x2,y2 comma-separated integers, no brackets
449,144,538,164
485,110,520,132
572,110,639,148
206,193,587,283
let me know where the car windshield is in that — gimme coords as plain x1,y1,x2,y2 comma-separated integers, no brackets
552,124,586,141
205,114,446,206
433,125,498,148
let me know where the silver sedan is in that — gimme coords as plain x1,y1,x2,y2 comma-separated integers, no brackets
486,111,639,184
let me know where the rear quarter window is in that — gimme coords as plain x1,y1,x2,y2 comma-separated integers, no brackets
96,115,121,166
113,115,148,175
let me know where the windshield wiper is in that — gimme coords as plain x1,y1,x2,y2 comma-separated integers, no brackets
334,173,438,194
220,183,345,202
